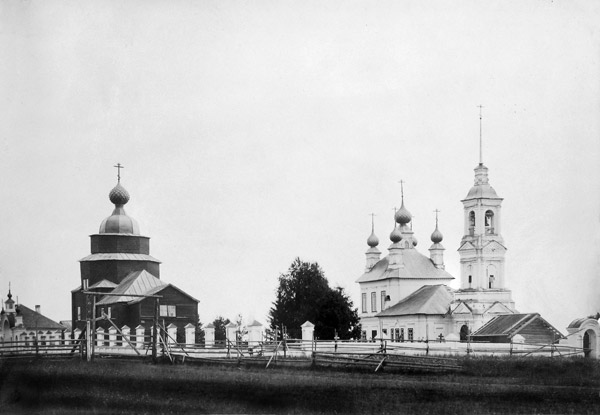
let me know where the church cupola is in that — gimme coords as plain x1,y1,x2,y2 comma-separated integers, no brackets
4,285,15,314
365,214,381,271
429,210,445,269
394,181,417,249
99,174,140,235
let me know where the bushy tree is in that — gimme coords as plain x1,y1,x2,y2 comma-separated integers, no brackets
212,316,230,341
269,258,360,340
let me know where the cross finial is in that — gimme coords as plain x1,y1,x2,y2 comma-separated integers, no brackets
369,213,376,232
114,163,124,183
434,209,441,227
398,180,405,203
477,105,484,165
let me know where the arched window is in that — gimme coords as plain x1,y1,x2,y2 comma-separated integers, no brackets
469,211,475,229
485,210,494,234
489,275,495,289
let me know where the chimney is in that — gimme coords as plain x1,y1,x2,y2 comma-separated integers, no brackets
35,305,41,314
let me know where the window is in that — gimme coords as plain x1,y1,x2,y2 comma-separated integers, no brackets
381,291,387,310
485,210,494,234
408,328,414,342
160,305,177,317
361,293,367,313
395,328,400,342
468,275,472,286
400,328,405,342
489,275,495,289
469,211,475,228
370,292,377,312
77,307,81,321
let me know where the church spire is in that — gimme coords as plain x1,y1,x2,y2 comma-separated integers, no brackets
478,104,484,165
365,213,381,272
429,209,445,269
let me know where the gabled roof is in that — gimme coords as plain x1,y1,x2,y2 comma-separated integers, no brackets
96,270,166,305
483,301,514,315
89,279,118,289
127,283,199,304
16,304,66,331
472,313,564,340
376,285,454,317
356,249,454,283
451,301,473,315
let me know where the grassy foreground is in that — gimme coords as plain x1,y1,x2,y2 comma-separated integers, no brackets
0,356,599,414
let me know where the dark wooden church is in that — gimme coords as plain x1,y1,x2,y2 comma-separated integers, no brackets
71,169,198,343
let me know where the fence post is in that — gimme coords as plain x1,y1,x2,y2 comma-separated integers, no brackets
108,327,117,347
122,325,130,348
135,325,145,349
96,327,105,347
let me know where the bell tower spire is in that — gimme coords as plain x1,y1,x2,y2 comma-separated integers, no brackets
455,109,514,314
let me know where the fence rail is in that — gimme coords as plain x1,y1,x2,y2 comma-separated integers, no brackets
0,336,588,369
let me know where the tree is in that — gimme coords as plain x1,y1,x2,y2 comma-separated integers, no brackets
269,258,360,340
212,316,230,341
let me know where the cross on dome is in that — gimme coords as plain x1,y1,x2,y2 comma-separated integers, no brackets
114,163,124,183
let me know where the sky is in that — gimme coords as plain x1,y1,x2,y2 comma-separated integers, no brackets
1,0,599,332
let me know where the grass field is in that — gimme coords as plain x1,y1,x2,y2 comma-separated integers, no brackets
0,356,599,414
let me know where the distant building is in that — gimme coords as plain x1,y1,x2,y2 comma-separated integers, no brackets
71,173,198,343
0,289,65,344
357,157,518,343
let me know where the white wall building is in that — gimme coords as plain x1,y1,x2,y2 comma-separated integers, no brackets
357,157,518,342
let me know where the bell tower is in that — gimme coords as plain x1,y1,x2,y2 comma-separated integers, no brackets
454,107,515,316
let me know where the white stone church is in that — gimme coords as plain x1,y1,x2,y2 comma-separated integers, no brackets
357,160,518,342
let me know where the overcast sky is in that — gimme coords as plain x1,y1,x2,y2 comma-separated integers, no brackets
1,0,599,332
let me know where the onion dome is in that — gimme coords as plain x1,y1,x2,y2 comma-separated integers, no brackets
431,226,443,243
395,202,412,225
389,226,402,243
99,183,140,235
109,182,130,205
412,236,418,247
367,230,379,248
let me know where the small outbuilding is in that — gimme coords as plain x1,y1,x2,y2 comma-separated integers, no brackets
470,313,564,345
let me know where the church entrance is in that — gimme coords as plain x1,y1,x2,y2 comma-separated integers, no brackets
460,325,469,341
583,330,596,358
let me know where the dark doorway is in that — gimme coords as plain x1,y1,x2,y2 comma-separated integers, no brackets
583,330,596,358
460,324,469,341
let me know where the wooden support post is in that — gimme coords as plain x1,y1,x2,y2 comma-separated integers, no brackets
90,294,96,361
86,320,92,362
104,314,141,356
152,298,159,363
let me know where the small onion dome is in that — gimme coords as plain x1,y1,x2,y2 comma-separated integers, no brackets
431,226,443,243
367,231,379,247
99,182,140,235
395,202,412,224
109,183,130,206
412,236,418,247
389,227,402,243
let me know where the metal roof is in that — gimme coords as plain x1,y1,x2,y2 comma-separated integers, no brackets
472,313,564,339
15,304,66,331
89,279,118,289
96,270,166,305
79,253,161,263
356,249,455,283
376,285,453,317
